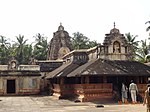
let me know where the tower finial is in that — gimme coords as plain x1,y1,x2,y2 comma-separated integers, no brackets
114,22,116,28
60,22,62,26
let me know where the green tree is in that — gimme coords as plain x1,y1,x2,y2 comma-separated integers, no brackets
0,35,10,64
23,44,33,64
125,32,139,60
15,34,28,64
33,33,48,60
136,39,149,63
71,32,98,49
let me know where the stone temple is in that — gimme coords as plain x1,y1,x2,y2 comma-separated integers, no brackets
0,23,150,103
45,23,150,102
48,23,73,60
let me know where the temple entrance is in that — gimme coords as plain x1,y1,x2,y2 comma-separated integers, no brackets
107,76,127,100
7,79,16,94
107,76,135,101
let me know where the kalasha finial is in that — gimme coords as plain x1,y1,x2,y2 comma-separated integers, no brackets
60,22,62,26
114,22,116,28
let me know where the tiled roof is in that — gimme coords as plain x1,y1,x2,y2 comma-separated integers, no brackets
46,62,80,78
46,58,150,78
68,59,150,77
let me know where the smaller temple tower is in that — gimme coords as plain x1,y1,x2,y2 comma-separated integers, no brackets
99,23,131,60
48,23,73,60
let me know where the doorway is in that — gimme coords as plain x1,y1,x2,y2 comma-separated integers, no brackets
107,76,127,100
7,79,16,94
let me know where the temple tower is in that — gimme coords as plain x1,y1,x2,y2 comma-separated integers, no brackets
99,23,131,60
48,23,73,60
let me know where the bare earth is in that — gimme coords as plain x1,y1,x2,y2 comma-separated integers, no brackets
0,96,146,112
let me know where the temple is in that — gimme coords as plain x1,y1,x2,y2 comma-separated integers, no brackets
46,23,150,102
0,59,41,95
0,23,150,103
48,23,73,60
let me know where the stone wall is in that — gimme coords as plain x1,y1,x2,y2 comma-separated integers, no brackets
0,76,40,95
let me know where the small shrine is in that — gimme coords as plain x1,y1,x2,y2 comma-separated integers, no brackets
0,58,41,95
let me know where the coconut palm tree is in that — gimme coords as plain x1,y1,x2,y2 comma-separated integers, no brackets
125,32,139,60
136,39,149,63
33,33,48,60
145,21,150,32
15,34,28,64
0,35,11,64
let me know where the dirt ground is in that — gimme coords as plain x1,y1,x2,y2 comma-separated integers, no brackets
0,96,147,112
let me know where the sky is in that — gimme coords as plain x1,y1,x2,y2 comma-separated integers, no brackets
0,0,150,44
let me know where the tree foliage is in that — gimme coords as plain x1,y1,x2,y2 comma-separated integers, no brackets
136,39,150,63
14,34,28,64
71,32,98,49
33,33,48,60
125,32,139,60
145,21,150,32
0,35,10,64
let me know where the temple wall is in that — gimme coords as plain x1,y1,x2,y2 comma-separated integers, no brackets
52,83,147,102
0,76,40,95
108,54,127,60
88,51,97,60
18,65,40,71
53,83,113,102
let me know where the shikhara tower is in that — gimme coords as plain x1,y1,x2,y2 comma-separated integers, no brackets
48,23,73,60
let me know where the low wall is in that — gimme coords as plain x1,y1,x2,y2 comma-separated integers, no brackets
53,83,113,102
53,83,147,102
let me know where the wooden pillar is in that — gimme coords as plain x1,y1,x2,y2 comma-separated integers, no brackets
85,76,89,84
60,77,64,85
81,77,84,84
103,76,107,83
136,77,139,83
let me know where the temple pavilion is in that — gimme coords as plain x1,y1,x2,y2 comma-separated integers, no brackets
46,23,150,102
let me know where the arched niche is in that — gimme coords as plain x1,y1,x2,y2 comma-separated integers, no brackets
113,41,121,53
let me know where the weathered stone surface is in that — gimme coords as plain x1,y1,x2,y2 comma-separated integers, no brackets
48,23,73,60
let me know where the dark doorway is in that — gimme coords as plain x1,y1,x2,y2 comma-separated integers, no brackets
7,79,16,94
107,76,127,100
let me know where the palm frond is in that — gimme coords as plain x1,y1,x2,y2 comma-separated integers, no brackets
145,21,150,24
146,26,150,32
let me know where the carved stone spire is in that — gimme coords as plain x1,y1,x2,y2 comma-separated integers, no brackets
58,22,64,31
114,22,116,28
48,24,73,60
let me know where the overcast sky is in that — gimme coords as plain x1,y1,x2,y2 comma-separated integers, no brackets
0,0,150,44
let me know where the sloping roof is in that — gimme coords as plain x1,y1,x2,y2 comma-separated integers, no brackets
67,59,98,77
67,59,150,77
46,62,80,78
